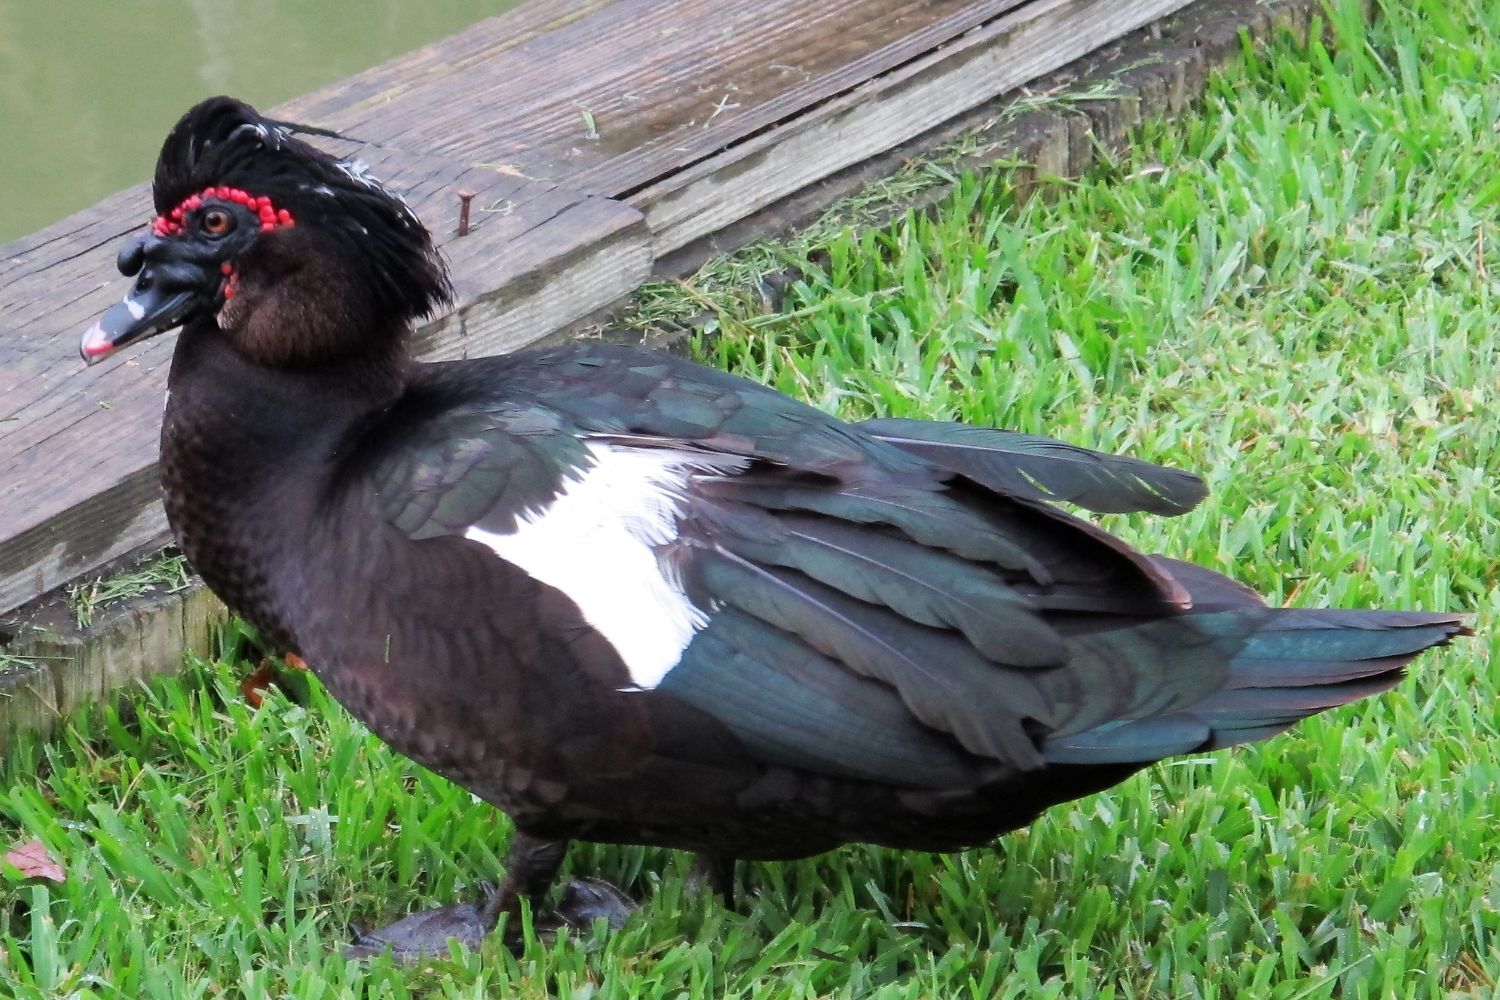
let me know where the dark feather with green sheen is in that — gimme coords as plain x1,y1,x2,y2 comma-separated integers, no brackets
858,417,1208,515
659,609,991,787
704,509,1062,665
360,401,590,539
694,549,1046,766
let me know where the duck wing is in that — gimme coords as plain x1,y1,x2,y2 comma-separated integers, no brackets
855,418,1207,515
343,343,1463,793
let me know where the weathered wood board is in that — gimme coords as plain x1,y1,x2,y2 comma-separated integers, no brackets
628,0,1198,252
277,0,1037,195
655,0,1309,272
0,583,226,754
278,0,1193,250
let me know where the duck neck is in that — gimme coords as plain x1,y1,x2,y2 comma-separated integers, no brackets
165,320,409,461
159,322,411,647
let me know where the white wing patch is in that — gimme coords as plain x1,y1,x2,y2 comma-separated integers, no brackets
465,442,745,689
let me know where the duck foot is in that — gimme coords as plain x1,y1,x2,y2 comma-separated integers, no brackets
553,876,638,930
343,877,636,961
344,883,501,961
342,832,636,962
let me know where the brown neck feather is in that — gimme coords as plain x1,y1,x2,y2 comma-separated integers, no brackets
214,228,413,400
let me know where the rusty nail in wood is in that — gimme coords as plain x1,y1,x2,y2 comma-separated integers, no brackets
457,190,476,236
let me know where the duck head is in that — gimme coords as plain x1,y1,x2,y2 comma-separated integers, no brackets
81,96,452,368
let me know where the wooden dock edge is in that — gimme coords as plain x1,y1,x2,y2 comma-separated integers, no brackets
0,0,1341,754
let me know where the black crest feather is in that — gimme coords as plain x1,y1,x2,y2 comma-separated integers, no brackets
153,96,452,322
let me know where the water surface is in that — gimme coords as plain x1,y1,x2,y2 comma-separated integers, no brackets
0,0,520,244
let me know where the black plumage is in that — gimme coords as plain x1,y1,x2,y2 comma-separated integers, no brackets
80,97,1471,957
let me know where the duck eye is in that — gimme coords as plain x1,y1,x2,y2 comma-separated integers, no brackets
202,208,234,236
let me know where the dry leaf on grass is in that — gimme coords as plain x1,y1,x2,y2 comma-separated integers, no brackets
3,839,66,883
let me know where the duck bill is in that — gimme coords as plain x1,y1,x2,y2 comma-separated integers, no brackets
80,232,222,365
80,285,200,364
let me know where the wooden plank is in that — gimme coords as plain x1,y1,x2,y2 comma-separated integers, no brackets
654,0,1323,284
274,0,1029,196
275,0,1188,241
633,0,1196,253
0,143,649,616
0,584,226,756
653,106,1085,279
426,188,650,361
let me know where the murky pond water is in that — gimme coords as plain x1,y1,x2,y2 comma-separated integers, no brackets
0,0,520,245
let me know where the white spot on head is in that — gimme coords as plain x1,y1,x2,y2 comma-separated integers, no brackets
334,158,421,229
465,442,745,689
338,158,377,186
229,121,287,149
123,293,145,321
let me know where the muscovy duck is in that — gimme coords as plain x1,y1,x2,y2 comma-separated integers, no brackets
80,97,1469,958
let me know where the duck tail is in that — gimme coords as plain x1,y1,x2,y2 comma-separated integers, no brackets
1039,558,1472,764
1193,604,1471,749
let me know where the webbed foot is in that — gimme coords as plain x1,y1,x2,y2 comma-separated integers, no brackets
341,832,638,962
552,876,638,931
344,882,502,961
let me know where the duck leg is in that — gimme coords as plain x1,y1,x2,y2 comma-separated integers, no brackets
345,831,633,961
688,852,737,907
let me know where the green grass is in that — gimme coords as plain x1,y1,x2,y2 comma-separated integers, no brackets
5,0,1500,995
64,553,191,630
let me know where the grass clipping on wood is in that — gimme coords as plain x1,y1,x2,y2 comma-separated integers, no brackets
3,0,1498,996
